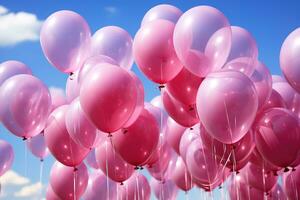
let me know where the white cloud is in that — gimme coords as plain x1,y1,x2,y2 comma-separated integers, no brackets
104,6,117,14
1,170,30,186
0,5,43,46
14,182,42,198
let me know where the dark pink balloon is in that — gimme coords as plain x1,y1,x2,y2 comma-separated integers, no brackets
249,148,281,173
40,10,91,73
162,90,199,127
255,108,300,168
150,178,178,200
44,105,90,167
85,149,99,169
80,63,138,133
179,124,200,161
95,137,134,183
26,133,49,160
0,140,14,176
49,87,67,111
166,117,186,154
260,89,286,112
46,185,61,200
170,156,193,191
197,70,258,144
283,169,300,200
0,74,51,139
133,19,182,84
50,161,88,200
166,67,203,106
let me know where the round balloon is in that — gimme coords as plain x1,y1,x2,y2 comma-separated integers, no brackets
26,133,49,160
0,140,14,176
150,178,178,200
49,87,67,110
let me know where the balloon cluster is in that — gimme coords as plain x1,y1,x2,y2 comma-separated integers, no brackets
1,4,300,200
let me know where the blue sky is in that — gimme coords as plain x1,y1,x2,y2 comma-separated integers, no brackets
0,0,299,199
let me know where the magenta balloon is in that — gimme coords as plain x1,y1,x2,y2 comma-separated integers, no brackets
85,149,99,169
197,70,258,144
170,156,193,191
133,19,182,84
66,98,101,149
0,60,32,86
141,4,182,26
260,89,287,112
82,171,117,200
0,74,51,139
0,140,14,176
144,102,167,133
283,169,300,200
50,161,88,200
66,70,80,103
46,185,61,200
26,133,48,160
249,148,281,173
49,87,67,110
179,124,200,161
40,10,91,73
123,72,145,128
112,109,159,166
119,173,151,200
162,90,199,127
280,28,300,93
255,108,300,168
44,105,89,167
166,67,203,106
150,178,178,200
95,137,134,183
91,26,133,70
174,6,231,77
80,63,138,133
165,117,186,154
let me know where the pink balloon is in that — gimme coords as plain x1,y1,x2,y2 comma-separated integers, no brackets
0,60,32,86
26,133,49,160
255,108,300,168
0,140,14,176
91,26,133,70
260,89,286,112
280,28,300,93
166,67,203,106
173,6,231,77
46,185,61,200
44,105,90,167
49,87,67,110
95,137,134,183
141,4,182,26
283,169,300,200
170,156,193,191
150,178,178,200
85,149,99,169
150,95,165,110
50,161,88,200
40,10,91,73
66,98,101,149
162,90,199,127
119,173,151,200
80,63,138,133
133,19,182,84
144,102,167,133
112,109,159,166
165,117,186,154
66,70,80,103
179,124,200,161
0,74,51,139
197,70,258,144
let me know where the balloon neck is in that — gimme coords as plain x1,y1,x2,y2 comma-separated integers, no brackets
284,167,290,172
107,132,112,137
292,167,296,172
73,167,78,172
219,186,222,189
188,105,194,111
140,166,144,170
190,127,194,130
123,129,128,134
40,158,44,162
22,137,27,141
158,85,165,91
265,192,270,196
134,166,139,170
120,182,124,185
69,72,74,80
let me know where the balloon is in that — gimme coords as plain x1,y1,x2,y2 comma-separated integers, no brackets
141,4,182,26
260,89,286,112
66,70,80,103
197,70,258,144
118,173,151,200
112,109,159,166
46,185,61,200
255,108,300,168
173,6,231,77
280,28,300,93
150,178,178,200
133,19,182,84
95,137,134,183
50,161,88,200
26,133,49,160
85,149,99,169
144,102,167,133
162,90,199,127
283,169,300,200
170,156,193,191
82,171,117,200
91,26,133,70
0,140,14,176
0,74,51,139
179,124,200,161
0,60,32,86
49,87,67,110
165,117,186,154
44,105,89,167
40,10,91,73
66,98,101,149
166,67,203,106
80,63,138,133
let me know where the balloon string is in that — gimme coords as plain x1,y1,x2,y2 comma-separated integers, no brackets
105,141,110,200
73,169,76,200
39,160,44,199
24,142,28,177
291,172,299,199
136,174,140,200
261,163,266,197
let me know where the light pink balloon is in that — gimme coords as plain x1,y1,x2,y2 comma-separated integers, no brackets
133,19,182,84
141,4,182,26
0,140,14,176
0,74,51,139
85,149,99,169
170,156,193,191
91,26,133,70
150,178,178,200
197,70,258,144
44,105,90,167
179,124,200,161
26,133,49,160
66,70,80,103
49,87,67,111
173,6,231,77
46,185,61,200
50,161,88,200
80,63,138,133
166,117,186,154
40,10,91,73
280,28,300,93
144,102,167,133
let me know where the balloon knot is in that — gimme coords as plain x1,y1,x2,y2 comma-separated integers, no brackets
158,85,165,91
219,186,222,189
236,170,240,174
188,105,194,111
123,129,128,134
40,158,44,162
284,167,290,172
140,166,144,170
22,137,27,141
190,127,194,130
265,192,270,196
107,133,112,137
292,167,296,171
134,166,139,170
69,72,74,80
73,167,78,172
120,182,124,185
